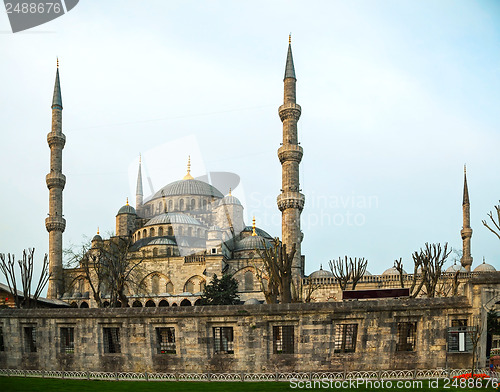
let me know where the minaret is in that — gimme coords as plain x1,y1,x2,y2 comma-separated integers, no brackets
45,59,66,299
136,154,143,212
460,165,473,271
277,35,305,280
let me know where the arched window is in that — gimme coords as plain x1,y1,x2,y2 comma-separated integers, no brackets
152,275,159,294
177,227,183,236
153,248,158,257
137,231,141,240
180,299,191,307
245,271,254,291
168,226,173,236
158,227,163,236
166,282,174,294
190,199,196,210
150,228,155,237
185,280,194,293
168,200,173,211
143,229,147,238
132,300,142,307
145,300,156,307
158,201,163,213
202,200,207,209
159,299,169,307
179,199,184,210
188,227,192,236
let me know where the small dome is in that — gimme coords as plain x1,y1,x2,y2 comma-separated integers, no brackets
242,226,273,239
218,194,242,206
382,267,406,276
309,265,333,279
151,179,224,199
117,204,136,215
145,212,201,226
446,263,467,273
234,236,272,251
92,234,102,242
363,270,372,276
244,298,261,305
473,261,497,273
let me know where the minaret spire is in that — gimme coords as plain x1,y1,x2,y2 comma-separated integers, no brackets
460,165,473,271
277,36,305,281
136,154,143,211
46,59,67,299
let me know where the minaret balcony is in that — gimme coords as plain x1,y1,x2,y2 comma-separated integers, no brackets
277,192,305,212
45,216,66,232
278,144,303,163
46,172,66,190
278,103,301,121
461,227,473,239
47,131,66,148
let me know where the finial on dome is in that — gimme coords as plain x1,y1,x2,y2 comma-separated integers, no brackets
126,197,129,206
289,34,291,44
252,217,257,236
97,227,99,235
183,155,194,180
229,188,232,196
320,263,323,270
483,256,485,264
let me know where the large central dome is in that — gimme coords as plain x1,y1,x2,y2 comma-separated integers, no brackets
151,179,224,199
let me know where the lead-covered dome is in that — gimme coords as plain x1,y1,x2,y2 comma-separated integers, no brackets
382,267,406,276
241,226,273,239
309,265,333,279
145,212,202,226
446,263,467,273
234,236,272,251
218,194,242,206
117,203,136,215
152,179,224,199
473,261,497,273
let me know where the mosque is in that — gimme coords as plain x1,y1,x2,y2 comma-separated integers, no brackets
44,38,496,309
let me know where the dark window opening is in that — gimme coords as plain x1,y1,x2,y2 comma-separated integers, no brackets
213,327,234,354
156,327,176,354
273,325,294,354
24,326,37,353
0,326,4,351
448,326,475,353
396,322,416,352
103,327,121,353
60,327,74,354
452,319,468,327
334,323,358,353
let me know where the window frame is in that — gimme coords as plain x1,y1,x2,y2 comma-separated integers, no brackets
60,327,75,354
156,327,176,354
334,323,358,353
273,325,294,354
213,326,234,354
103,327,121,354
396,322,417,352
23,325,37,353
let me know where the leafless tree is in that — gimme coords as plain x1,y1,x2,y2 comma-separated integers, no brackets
253,261,278,304
257,238,296,304
300,276,320,303
483,201,500,240
0,249,50,308
469,315,484,378
394,257,426,297
328,256,367,291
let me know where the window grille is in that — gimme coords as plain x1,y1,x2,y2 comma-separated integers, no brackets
60,327,74,354
396,322,416,352
24,326,36,353
103,327,120,353
213,327,234,354
0,326,4,351
334,324,358,353
156,327,176,354
448,326,475,353
273,325,294,354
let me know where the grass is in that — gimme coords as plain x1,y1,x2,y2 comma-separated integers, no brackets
0,376,498,391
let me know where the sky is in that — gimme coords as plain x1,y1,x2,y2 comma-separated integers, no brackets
1,0,500,293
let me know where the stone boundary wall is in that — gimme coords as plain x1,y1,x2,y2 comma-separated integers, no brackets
0,297,474,373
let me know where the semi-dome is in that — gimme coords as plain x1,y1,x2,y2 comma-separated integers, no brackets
244,298,261,305
117,203,136,215
234,236,272,251
145,212,202,226
309,265,333,279
151,179,224,199
473,261,497,273
446,263,467,273
218,194,242,206
242,226,273,239
382,267,406,276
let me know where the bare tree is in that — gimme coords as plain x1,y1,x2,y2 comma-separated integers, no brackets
482,201,500,240
253,261,278,304
469,315,484,378
328,256,367,291
394,257,426,297
257,238,296,304
0,249,50,308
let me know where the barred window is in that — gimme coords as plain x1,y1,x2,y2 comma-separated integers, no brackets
0,326,4,351
334,324,358,353
213,327,234,354
156,327,176,354
396,322,416,352
103,327,120,354
448,326,474,353
273,325,294,354
60,327,74,354
24,326,36,353
451,319,467,327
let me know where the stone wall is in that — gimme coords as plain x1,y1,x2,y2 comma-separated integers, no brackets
0,297,475,373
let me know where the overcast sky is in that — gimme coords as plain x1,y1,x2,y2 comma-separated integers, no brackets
1,1,499,293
